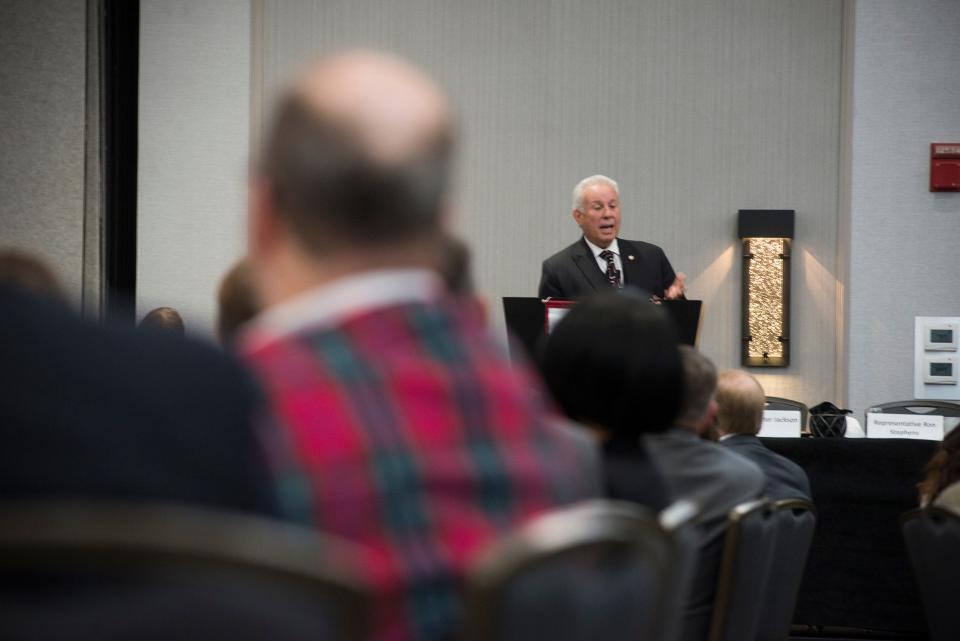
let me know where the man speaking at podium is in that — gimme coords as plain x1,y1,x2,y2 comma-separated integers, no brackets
538,175,686,301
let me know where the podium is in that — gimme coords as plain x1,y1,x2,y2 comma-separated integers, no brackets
502,297,702,364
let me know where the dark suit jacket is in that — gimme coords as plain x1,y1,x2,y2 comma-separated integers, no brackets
602,439,672,512
538,237,678,300
643,427,765,641
0,286,279,515
721,434,812,502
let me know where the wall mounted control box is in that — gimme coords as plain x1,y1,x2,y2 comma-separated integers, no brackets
923,355,957,384
916,317,960,400
924,322,959,350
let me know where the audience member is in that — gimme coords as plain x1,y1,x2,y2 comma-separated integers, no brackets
715,369,812,501
919,426,960,506
240,50,600,641
643,346,764,641
541,290,681,510
0,248,66,303
435,233,474,296
433,233,489,322
216,258,261,347
0,284,279,514
139,306,186,335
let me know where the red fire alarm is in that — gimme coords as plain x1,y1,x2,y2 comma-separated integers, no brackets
931,143,960,191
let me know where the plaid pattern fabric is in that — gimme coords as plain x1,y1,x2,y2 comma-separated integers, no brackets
243,298,599,641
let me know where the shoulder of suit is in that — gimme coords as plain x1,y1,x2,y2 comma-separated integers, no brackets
543,239,589,266
723,433,761,448
620,238,665,255
716,443,766,488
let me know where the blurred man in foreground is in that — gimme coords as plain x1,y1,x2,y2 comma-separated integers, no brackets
0,255,279,514
241,50,599,641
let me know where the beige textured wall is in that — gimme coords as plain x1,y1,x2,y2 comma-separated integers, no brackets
846,1,960,418
0,0,89,306
253,0,843,405
137,0,251,335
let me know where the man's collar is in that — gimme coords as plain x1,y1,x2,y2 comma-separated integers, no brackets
583,236,620,258
243,268,443,351
721,432,758,442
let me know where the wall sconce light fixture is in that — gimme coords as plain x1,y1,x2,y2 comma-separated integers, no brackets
738,209,795,367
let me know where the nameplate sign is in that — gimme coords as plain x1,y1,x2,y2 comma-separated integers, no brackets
866,413,944,440
758,410,802,438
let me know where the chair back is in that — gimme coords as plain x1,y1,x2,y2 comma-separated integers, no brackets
656,499,702,641
708,499,777,641
901,504,960,641
866,400,960,438
755,499,816,641
0,501,371,641
764,397,809,435
461,499,681,641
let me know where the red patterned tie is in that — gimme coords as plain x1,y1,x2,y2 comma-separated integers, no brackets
600,250,621,288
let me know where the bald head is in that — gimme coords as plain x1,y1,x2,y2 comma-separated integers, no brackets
259,50,454,253
295,51,452,165
715,370,767,436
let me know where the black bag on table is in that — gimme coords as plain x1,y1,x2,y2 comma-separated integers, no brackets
809,401,851,438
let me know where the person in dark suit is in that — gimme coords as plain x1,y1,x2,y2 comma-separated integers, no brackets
643,347,764,641
538,175,685,300
716,369,812,502
0,283,280,515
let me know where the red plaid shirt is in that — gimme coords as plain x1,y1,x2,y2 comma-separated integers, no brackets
242,271,599,641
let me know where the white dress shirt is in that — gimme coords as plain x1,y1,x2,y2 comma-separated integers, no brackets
244,268,443,351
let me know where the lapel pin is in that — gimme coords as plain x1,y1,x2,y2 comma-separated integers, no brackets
628,255,635,261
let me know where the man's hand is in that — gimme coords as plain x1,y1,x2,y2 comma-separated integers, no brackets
664,273,686,300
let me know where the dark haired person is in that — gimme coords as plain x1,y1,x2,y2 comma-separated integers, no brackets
216,258,260,348
540,290,681,510
139,306,186,335
644,346,764,641
0,249,67,303
239,50,599,641
919,426,960,506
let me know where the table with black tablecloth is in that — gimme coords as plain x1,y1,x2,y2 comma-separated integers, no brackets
760,438,936,639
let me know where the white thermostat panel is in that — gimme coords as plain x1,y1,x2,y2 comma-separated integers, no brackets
923,355,957,384
916,317,960,400
924,322,959,351
923,356,957,385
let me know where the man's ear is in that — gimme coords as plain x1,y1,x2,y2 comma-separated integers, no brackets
698,398,720,436
571,208,583,228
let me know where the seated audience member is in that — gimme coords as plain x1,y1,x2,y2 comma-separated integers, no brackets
643,346,764,641
918,426,960,506
715,369,812,501
0,284,279,515
434,233,488,321
216,258,261,348
139,306,186,335
240,50,600,641
435,233,474,297
541,290,682,511
0,248,67,303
